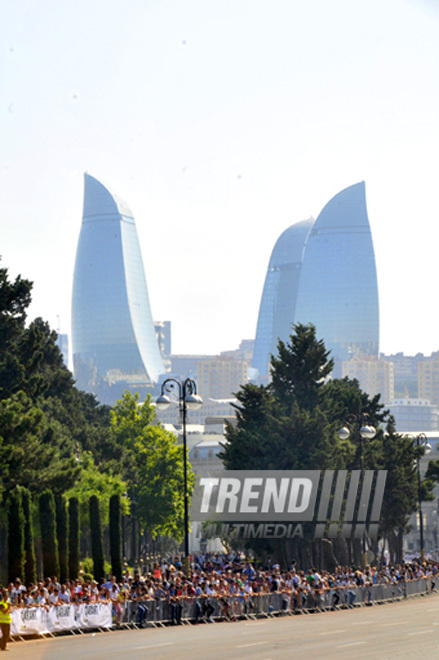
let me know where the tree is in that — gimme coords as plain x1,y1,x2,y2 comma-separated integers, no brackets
7,486,25,583
63,451,127,529
270,322,333,409
0,264,32,399
109,494,122,581
222,324,336,472
111,391,193,540
0,392,80,498
22,488,36,585
89,495,105,582
68,497,80,580
55,495,69,583
371,424,437,563
39,490,59,578
221,323,433,568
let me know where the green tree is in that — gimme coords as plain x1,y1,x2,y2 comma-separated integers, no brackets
7,486,25,583
109,494,122,581
39,490,59,578
221,324,432,568
55,495,69,583
0,392,80,498
371,425,437,563
270,322,333,409
222,324,335,472
0,263,32,399
68,497,80,580
22,488,36,585
63,451,128,527
89,495,105,582
111,391,193,540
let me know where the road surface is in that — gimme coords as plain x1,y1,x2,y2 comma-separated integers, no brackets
6,593,439,659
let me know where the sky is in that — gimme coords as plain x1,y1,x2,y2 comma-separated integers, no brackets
2,0,439,358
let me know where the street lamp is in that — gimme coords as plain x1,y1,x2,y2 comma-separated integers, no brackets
338,413,376,566
410,433,432,562
155,378,202,575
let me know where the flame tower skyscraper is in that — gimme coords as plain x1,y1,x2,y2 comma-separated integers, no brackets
252,182,379,380
72,174,164,401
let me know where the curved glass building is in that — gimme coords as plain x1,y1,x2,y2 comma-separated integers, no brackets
294,182,379,361
252,218,313,379
72,174,164,398
252,182,379,378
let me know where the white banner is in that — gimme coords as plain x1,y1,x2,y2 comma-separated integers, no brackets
48,604,78,632
76,603,113,629
11,607,50,636
10,603,113,636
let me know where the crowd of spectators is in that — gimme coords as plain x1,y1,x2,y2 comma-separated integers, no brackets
3,553,438,626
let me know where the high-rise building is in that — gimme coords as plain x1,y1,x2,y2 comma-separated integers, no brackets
196,357,249,400
72,174,164,402
418,353,439,406
252,182,379,379
252,219,313,379
342,356,394,404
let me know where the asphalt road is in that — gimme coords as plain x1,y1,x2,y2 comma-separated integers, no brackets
7,593,439,660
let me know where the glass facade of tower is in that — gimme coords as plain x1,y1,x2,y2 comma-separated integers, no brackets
294,182,379,361
252,182,379,378
252,219,313,378
72,174,164,398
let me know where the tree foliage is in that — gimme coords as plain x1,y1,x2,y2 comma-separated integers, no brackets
222,324,336,472
68,497,80,580
7,486,25,583
22,488,36,585
39,490,59,578
89,495,105,582
55,495,69,583
109,494,122,581
0,261,133,579
222,323,437,565
110,391,194,540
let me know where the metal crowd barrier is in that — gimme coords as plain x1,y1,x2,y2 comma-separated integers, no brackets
117,578,436,628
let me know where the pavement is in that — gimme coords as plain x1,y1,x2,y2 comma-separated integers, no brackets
6,592,439,660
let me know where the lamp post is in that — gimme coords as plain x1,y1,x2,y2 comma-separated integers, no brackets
411,433,432,562
156,378,203,575
338,413,376,567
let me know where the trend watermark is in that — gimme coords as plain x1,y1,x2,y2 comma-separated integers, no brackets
190,470,387,539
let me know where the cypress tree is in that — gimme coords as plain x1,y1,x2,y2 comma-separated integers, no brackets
55,494,69,583
22,488,36,585
89,495,105,582
7,486,25,583
39,490,59,578
68,497,80,580
109,494,122,581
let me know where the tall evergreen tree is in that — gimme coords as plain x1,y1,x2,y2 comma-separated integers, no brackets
89,495,105,582
109,494,122,581
222,324,335,472
55,494,69,583
22,488,36,585
7,486,25,583
39,490,59,578
68,497,80,580
270,322,334,409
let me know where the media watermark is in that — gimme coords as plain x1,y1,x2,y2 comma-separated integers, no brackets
191,470,387,539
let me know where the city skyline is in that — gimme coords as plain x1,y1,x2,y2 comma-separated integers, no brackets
2,1,439,357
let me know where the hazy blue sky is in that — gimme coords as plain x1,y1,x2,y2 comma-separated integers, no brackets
2,0,438,357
